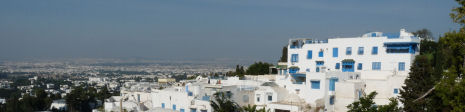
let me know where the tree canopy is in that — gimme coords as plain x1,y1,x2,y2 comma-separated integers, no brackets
347,91,401,112
210,92,241,112
246,62,273,75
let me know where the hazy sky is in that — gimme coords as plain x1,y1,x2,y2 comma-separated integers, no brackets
0,0,460,62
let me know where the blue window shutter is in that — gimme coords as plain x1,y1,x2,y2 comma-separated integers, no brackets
307,50,312,59
329,78,338,91
372,46,378,55
346,47,352,55
333,48,338,57
311,81,320,89
357,63,362,70
291,54,299,62
319,50,323,57
358,47,364,55
289,68,297,74
335,63,340,69
330,96,335,105
399,62,405,71
394,88,399,94
358,90,362,98
372,62,381,70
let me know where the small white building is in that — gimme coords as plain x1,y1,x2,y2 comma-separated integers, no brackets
50,99,67,111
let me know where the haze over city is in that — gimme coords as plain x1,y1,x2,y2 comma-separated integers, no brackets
0,0,459,62
3,0,465,112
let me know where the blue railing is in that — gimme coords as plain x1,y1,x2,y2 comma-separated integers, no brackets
201,96,210,101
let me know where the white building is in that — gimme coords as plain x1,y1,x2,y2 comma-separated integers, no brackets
50,99,67,111
103,29,420,112
273,29,419,111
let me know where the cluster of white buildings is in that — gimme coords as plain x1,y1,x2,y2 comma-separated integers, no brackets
104,29,420,112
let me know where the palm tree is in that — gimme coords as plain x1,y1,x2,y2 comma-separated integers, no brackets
242,104,270,112
210,92,241,112
242,104,257,112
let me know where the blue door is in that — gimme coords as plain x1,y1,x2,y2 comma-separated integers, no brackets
329,78,339,91
342,62,355,72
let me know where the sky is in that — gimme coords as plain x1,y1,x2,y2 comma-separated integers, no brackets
0,0,460,63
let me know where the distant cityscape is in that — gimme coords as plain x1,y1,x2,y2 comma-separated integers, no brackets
1,0,464,112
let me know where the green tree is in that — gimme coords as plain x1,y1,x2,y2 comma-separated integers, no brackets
5,94,21,112
347,91,401,112
97,85,112,103
400,55,443,112
412,28,434,40
246,62,273,75
434,31,465,111
66,86,98,112
33,88,52,111
279,46,288,62
242,104,257,112
412,29,438,55
451,0,465,32
210,92,241,112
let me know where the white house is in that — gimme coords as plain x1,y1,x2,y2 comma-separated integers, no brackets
274,29,419,111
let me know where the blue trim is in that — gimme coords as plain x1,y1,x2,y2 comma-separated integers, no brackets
333,48,338,57
291,54,299,62
383,33,400,39
311,81,320,89
316,61,324,66
385,43,418,54
329,78,338,91
398,62,405,71
290,45,297,49
372,62,381,70
372,46,378,55
330,96,335,105
358,90,362,98
371,33,377,37
342,62,355,72
291,73,305,77
346,47,352,55
307,50,312,59
358,47,364,55
384,42,419,45
289,68,299,73
202,96,210,101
